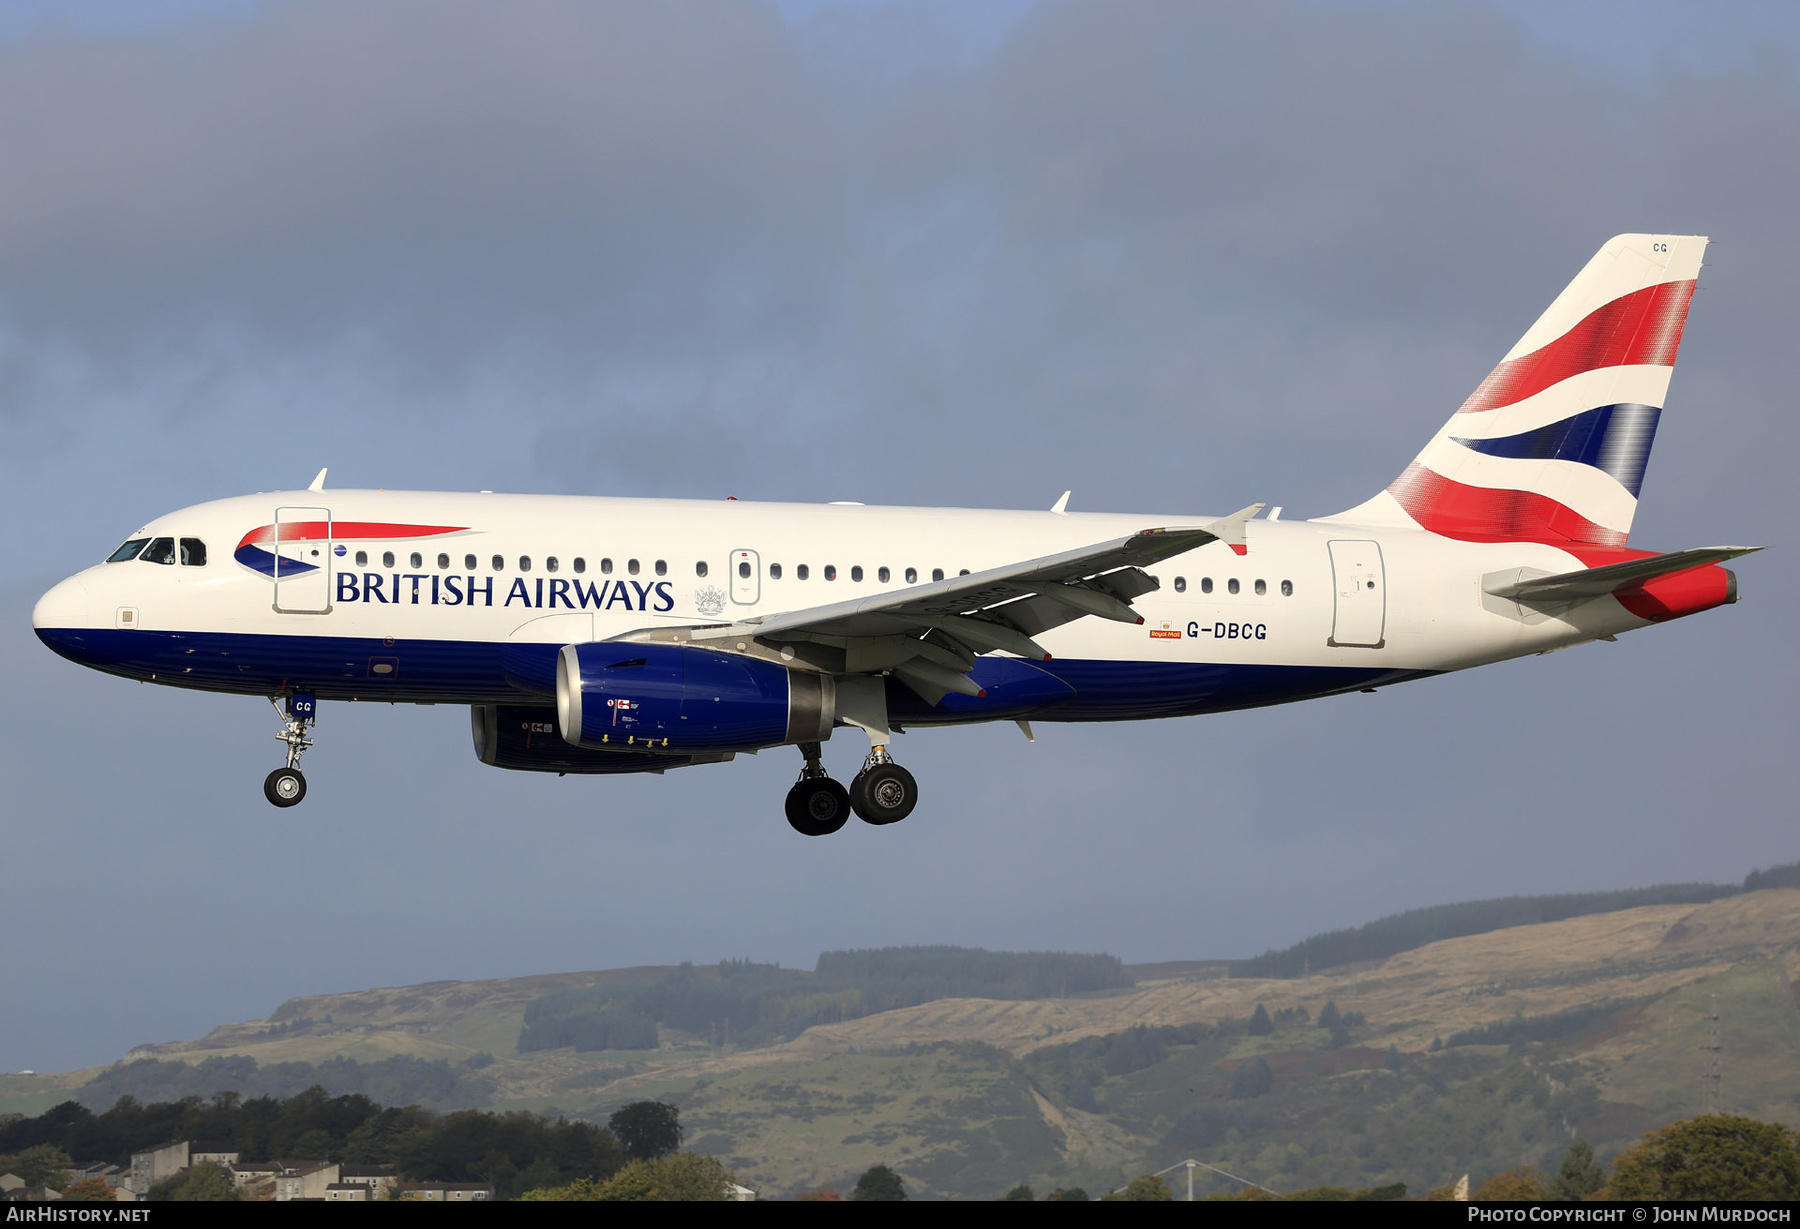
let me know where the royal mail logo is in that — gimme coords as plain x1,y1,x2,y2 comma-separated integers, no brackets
1149,624,1181,640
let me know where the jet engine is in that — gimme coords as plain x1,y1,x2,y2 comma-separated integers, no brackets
555,642,835,752
471,704,731,774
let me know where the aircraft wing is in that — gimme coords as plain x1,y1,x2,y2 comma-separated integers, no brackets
618,504,1262,703
1484,546,1761,607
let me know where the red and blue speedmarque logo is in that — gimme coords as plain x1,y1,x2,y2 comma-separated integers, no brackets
234,521,468,578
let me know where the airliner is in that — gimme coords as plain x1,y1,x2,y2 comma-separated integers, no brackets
33,234,1756,835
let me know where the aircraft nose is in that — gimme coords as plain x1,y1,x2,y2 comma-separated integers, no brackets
33,575,91,631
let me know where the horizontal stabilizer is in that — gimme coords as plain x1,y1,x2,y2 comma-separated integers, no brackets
1484,546,1762,606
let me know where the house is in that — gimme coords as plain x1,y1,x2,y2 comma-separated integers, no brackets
324,1184,369,1202
337,1167,398,1199
65,1163,126,1189
398,1183,494,1201
274,1162,340,1202
230,1160,285,1194
189,1141,240,1168
126,1141,189,1196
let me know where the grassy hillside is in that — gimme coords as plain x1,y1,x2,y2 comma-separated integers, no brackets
31,889,1800,1197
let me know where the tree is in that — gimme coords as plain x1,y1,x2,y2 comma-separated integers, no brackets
1552,1138,1606,1201
852,1164,907,1201
1231,1056,1273,1099
148,1161,237,1202
1472,1167,1548,1200
519,1153,735,1201
796,1186,843,1201
1247,1004,1274,1036
1001,1183,1034,1200
1316,1000,1342,1031
0,1145,73,1189
59,1178,116,1202
1044,1187,1090,1201
1105,1174,1173,1201
608,1101,682,1161
1382,1044,1404,1070
1603,1114,1800,1201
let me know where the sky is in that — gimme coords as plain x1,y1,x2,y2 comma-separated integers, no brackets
2,0,1796,1074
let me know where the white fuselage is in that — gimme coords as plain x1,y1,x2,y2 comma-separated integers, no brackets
33,488,1663,722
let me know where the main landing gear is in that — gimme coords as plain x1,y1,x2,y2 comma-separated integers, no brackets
784,741,918,836
264,693,315,808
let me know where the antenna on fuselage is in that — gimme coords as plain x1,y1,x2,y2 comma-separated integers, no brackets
1050,491,1071,515
308,468,328,492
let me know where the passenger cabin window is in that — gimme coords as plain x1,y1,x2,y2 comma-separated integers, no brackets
1254,579,1267,596
851,565,864,582
695,561,708,578
1173,576,1186,593
465,554,477,570
824,565,837,581
491,555,504,571
628,559,640,576
383,551,396,568
1228,578,1240,595
546,557,559,573
769,563,783,580
519,556,532,572
355,550,369,567
738,561,752,579
600,558,613,575
140,538,175,565
905,567,917,584
437,553,450,570
959,569,970,576
180,539,207,566
932,568,944,582
878,566,890,583
797,564,810,580
1201,577,1213,594
655,560,667,577
1281,579,1293,596
410,551,422,568
574,558,586,574
107,538,148,563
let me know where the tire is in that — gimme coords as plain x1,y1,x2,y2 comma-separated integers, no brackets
264,767,307,808
785,777,849,836
849,763,917,825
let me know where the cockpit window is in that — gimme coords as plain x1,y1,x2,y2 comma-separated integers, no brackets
180,538,207,566
107,538,149,563
139,537,176,565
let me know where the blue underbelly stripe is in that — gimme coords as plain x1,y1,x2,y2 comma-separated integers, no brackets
36,626,1429,719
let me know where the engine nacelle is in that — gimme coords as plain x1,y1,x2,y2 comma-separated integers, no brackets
556,643,834,752
471,704,733,774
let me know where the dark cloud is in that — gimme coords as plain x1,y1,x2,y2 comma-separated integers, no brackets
1,1,1795,1070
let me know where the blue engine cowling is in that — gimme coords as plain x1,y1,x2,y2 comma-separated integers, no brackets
556,642,835,752
472,705,723,774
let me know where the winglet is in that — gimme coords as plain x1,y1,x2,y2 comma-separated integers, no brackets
1204,503,1265,556
1051,491,1071,515
308,467,328,492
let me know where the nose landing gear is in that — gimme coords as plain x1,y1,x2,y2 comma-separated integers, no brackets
265,693,315,808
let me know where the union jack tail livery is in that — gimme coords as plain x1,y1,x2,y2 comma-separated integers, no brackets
1334,234,1705,546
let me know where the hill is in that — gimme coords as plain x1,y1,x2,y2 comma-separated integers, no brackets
7,889,1798,1198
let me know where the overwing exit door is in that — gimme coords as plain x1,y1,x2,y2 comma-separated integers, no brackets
1327,539,1385,648
273,506,332,614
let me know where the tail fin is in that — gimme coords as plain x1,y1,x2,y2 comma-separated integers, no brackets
1326,234,1706,545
